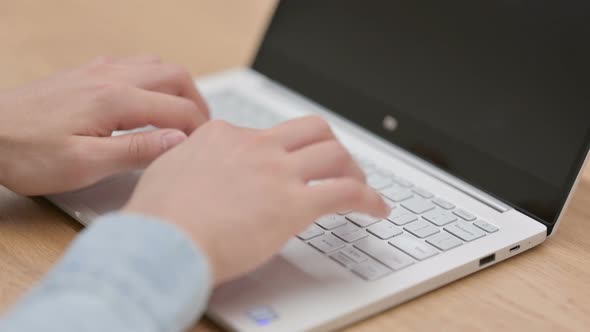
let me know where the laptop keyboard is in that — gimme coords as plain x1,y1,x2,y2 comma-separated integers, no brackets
208,91,286,129
299,164,499,281
207,91,500,281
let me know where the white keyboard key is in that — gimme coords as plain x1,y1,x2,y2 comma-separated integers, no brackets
297,224,324,240
354,237,414,271
351,260,392,281
385,203,402,218
330,247,369,268
473,220,499,233
432,198,455,210
453,208,477,221
422,209,458,226
316,215,348,230
358,160,375,175
346,213,381,227
367,173,393,190
330,251,357,268
309,234,346,253
401,197,436,214
341,246,370,263
387,207,418,226
426,232,463,251
357,158,374,168
367,221,403,239
444,222,486,242
332,223,369,243
210,93,285,128
393,176,414,188
381,186,414,202
413,187,434,198
404,220,440,238
389,234,438,260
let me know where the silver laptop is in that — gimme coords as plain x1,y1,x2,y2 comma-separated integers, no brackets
48,1,590,331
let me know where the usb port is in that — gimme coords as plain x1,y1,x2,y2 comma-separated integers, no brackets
479,254,496,266
509,245,521,252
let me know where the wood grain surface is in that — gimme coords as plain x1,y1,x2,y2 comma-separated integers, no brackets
0,1,588,331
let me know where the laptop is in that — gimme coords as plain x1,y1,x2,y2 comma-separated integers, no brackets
48,1,590,331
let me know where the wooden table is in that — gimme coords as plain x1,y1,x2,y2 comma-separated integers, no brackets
1,1,589,331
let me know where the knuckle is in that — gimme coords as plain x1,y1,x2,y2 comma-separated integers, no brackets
163,64,191,80
176,97,199,114
65,141,93,181
330,142,351,163
251,130,274,144
198,120,234,138
307,115,331,133
244,130,282,152
205,119,232,131
92,83,129,104
339,180,364,202
128,133,151,165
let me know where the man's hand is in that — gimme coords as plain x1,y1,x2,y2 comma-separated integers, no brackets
0,55,209,195
123,116,390,285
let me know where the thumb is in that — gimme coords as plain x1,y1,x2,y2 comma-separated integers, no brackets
104,129,187,169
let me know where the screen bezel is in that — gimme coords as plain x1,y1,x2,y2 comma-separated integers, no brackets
251,2,590,235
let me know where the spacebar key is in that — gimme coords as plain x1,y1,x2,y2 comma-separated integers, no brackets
354,237,414,271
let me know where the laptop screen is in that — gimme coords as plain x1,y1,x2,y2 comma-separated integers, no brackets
253,0,590,231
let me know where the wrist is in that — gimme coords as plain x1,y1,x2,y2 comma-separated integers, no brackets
66,212,213,328
121,204,220,283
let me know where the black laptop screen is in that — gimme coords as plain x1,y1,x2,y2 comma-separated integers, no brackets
253,0,590,231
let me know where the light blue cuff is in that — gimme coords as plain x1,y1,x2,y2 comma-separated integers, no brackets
0,212,212,332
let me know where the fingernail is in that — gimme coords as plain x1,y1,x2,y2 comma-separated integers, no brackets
161,131,187,151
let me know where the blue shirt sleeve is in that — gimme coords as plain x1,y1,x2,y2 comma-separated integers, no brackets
0,213,212,332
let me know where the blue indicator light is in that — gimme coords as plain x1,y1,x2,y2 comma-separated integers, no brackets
256,319,272,326
247,306,278,326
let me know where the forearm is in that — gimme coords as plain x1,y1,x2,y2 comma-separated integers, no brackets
0,213,212,332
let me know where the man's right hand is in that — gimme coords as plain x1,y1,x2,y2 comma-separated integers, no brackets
123,116,389,285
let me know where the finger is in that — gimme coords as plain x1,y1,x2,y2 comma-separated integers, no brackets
86,128,187,171
147,64,210,119
105,64,210,120
88,55,162,66
100,85,206,134
291,140,365,182
266,116,335,151
115,54,162,65
304,179,390,218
